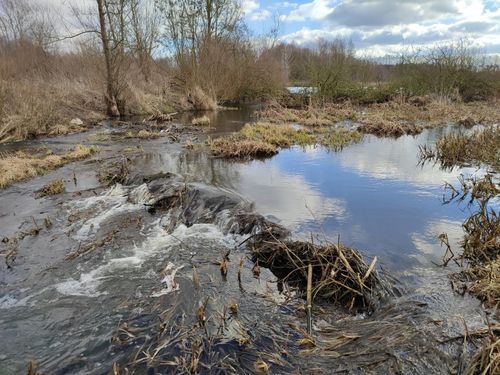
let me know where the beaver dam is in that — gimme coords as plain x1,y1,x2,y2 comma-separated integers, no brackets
0,108,498,374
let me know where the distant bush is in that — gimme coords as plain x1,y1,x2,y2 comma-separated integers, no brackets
392,39,499,102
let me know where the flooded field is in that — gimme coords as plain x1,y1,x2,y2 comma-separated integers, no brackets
0,108,493,374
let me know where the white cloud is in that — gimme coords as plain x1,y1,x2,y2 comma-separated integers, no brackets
281,0,334,22
278,0,500,56
241,0,260,14
242,0,272,21
250,9,271,21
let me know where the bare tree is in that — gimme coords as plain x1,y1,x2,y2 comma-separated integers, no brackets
96,0,120,116
0,0,56,49
308,39,355,97
130,0,160,81
157,0,243,58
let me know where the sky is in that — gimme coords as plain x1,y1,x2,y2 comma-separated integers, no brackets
242,0,500,57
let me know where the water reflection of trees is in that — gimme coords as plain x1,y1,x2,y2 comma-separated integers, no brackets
172,150,243,189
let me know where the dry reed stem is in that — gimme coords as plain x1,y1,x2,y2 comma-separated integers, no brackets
250,237,385,312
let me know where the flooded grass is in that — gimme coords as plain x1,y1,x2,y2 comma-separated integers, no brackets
98,158,131,186
258,100,500,137
239,122,316,147
0,145,98,189
251,237,386,312
209,122,362,158
358,120,426,137
257,102,357,126
443,175,499,309
319,128,362,150
128,129,161,139
1,107,498,374
191,115,211,126
37,179,65,197
452,259,500,310
426,127,500,170
209,137,278,158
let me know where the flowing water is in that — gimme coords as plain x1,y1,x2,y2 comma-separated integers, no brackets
0,108,490,374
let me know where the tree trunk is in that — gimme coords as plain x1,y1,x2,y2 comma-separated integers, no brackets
96,0,120,117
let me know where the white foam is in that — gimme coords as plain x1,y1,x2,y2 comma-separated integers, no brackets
128,183,152,205
0,288,47,309
0,294,26,309
69,184,150,240
54,221,242,298
151,262,184,297
55,267,109,297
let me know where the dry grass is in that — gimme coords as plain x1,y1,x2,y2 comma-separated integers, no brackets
443,175,499,311
357,121,426,137
98,158,131,186
209,137,278,158
257,102,357,126
464,331,500,375
240,122,316,147
0,79,105,143
452,260,500,310
359,100,500,135
191,115,211,126
0,145,98,189
0,45,177,143
182,86,218,111
250,237,385,312
208,122,362,158
257,100,500,138
433,127,500,170
37,179,65,197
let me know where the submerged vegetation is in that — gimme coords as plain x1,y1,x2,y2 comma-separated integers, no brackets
37,179,65,197
0,145,98,189
464,329,500,375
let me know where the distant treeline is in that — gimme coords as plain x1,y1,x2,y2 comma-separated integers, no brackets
0,0,499,141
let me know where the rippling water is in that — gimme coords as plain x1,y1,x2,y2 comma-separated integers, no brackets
0,109,488,374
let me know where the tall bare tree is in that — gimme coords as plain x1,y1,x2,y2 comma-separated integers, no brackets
96,0,120,116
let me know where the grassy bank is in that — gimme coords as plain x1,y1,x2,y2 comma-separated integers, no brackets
0,145,98,189
0,75,176,143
